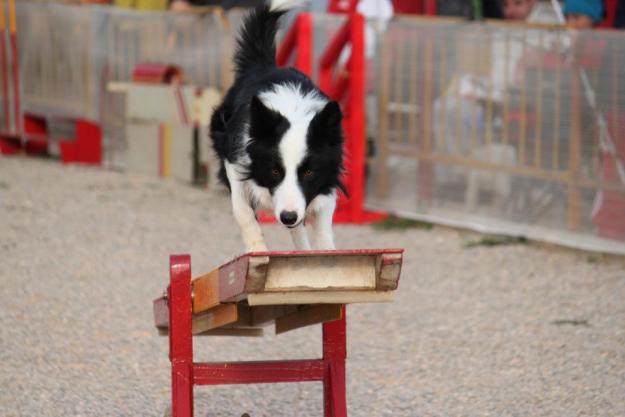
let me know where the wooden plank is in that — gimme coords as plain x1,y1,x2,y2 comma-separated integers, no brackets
376,253,403,290
154,300,239,334
275,305,343,334
218,254,250,301
160,327,263,337
265,255,376,292
192,268,220,314
398,150,571,182
240,304,298,327
244,255,270,293
247,291,394,306
153,296,168,329
192,303,238,334
195,327,263,337
218,254,269,302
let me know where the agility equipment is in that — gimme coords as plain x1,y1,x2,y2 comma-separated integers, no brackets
154,249,403,417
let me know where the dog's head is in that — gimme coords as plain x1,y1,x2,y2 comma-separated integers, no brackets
245,87,344,228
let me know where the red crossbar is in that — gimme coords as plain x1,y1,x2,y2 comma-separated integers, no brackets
194,359,325,385
168,255,348,417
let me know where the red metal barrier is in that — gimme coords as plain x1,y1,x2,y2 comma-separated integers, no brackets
0,0,101,164
276,12,386,224
59,120,102,164
318,13,386,223
167,255,348,417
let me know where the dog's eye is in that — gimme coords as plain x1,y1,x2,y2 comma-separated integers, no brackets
303,169,314,178
271,169,281,179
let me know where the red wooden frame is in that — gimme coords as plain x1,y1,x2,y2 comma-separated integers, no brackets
167,254,348,417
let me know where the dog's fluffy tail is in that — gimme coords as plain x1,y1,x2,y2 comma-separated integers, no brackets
233,0,305,78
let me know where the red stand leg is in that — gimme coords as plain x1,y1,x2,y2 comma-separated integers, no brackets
323,306,347,417
169,255,194,417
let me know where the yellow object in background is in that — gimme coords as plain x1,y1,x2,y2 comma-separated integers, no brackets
114,0,169,10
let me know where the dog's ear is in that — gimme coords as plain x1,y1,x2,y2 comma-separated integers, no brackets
249,96,289,142
309,101,343,145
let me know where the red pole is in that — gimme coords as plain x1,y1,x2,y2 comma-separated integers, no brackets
347,13,366,222
322,306,347,417
295,13,313,76
169,255,194,417
424,0,437,15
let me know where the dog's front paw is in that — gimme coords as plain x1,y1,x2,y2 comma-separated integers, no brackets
247,240,269,253
313,235,335,250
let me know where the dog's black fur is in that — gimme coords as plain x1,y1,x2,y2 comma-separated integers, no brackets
209,3,346,202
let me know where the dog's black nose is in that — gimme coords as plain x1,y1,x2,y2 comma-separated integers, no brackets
279,211,298,226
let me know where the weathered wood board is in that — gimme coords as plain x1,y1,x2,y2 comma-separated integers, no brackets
154,249,403,336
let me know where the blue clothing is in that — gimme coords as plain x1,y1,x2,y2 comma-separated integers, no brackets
564,0,604,22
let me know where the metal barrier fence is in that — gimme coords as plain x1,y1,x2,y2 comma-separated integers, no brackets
367,16,625,253
17,3,231,120
14,3,244,165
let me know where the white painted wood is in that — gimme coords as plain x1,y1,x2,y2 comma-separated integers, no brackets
247,290,394,306
264,255,377,291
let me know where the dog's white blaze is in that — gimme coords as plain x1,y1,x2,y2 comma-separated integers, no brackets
259,83,327,224
273,123,308,221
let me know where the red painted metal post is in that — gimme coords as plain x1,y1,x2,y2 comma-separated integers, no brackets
424,0,437,15
322,305,347,417
317,13,386,224
169,255,194,417
346,13,365,222
23,113,47,154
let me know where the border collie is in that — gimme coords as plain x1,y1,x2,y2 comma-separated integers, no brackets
210,0,345,252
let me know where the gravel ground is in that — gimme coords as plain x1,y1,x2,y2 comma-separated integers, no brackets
1,156,624,417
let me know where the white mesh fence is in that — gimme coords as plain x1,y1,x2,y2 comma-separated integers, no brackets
366,17,625,254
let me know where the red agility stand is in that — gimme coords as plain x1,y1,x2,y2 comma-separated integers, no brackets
167,254,347,417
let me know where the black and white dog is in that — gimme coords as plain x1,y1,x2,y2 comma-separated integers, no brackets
210,0,345,252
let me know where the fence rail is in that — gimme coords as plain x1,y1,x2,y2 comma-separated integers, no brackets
368,16,625,253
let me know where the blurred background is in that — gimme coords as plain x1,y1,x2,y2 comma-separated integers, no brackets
1,0,625,254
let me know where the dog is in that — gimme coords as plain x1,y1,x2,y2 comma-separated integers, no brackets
210,0,345,252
